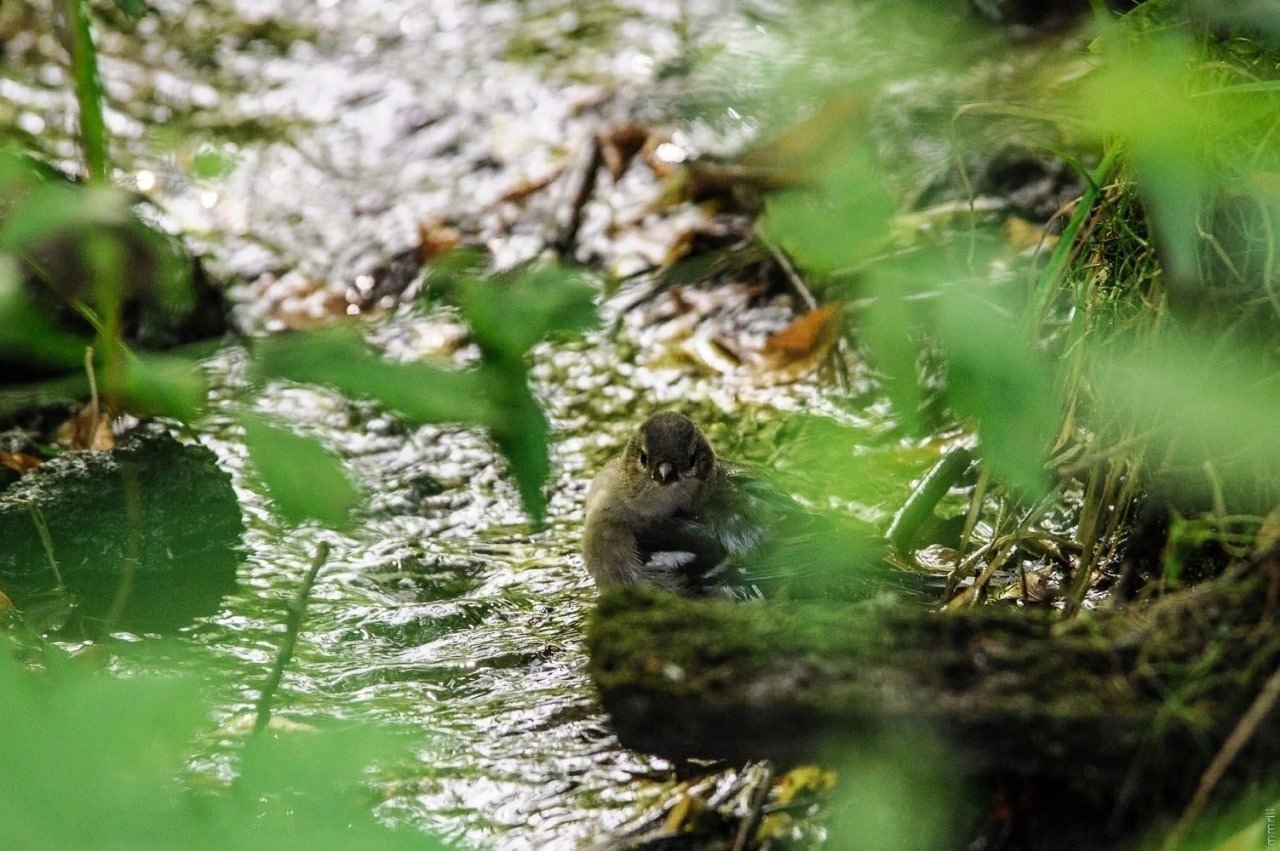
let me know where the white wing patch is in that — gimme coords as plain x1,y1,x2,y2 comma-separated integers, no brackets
646,551,697,571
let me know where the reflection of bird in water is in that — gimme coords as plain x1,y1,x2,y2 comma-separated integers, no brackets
582,411,907,601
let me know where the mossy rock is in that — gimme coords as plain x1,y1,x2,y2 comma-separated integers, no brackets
0,427,242,632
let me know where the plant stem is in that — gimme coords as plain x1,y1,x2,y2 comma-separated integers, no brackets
63,0,109,183
253,541,331,735
1023,146,1121,337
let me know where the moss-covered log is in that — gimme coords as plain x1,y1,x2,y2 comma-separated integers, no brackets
588,559,1280,817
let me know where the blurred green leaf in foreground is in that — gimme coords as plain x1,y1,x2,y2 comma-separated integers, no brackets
0,649,443,849
252,264,598,526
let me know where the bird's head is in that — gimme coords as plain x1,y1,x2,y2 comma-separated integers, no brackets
624,411,716,488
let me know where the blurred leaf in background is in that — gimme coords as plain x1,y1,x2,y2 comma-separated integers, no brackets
0,151,201,401
932,289,1055,497
191,143,239,180
120,352,207,421
1078,27,1280,306
458,265,597,361
0,255,90,370
254,326,496,425
459,267,598,522
1099,336,1280,485
1078,34,1219,294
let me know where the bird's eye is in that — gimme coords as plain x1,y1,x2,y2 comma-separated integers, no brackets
639,449,649,467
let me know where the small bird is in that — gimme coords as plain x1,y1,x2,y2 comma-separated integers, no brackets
582,411,897,600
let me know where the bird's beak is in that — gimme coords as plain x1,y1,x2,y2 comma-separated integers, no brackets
655,462,675,484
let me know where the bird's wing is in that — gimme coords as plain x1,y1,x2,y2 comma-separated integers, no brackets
631,511,731,595
701,465,929,601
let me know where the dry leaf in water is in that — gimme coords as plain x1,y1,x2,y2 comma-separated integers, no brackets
0,451,43,475
55,401,115,451
417,219,463,262
751,302,843,384
599,122,650,181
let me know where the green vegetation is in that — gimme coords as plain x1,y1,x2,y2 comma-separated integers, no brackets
755,1,1280,605
0,649,442,849
2,0,1279,847
1,3,595,845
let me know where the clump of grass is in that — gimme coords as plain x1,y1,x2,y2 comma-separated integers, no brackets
1025,10,1280,607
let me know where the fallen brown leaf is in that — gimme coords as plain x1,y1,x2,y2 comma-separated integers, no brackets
762,302,842,359
1004,216,1058,253
0,451,43,474
417,219,463,263
55,400,116,451
599,122,650,181
751,302,844,385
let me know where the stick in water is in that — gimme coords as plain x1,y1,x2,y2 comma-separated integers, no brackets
253,540,331,735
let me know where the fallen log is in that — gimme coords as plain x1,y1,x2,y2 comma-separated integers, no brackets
587,556,1280,830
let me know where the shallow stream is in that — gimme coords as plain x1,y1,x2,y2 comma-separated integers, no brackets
3,0,963,844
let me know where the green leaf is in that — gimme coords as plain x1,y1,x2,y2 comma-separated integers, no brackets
459,266,598,360
0,650,442,848
761,147,894,274
241,413,360,529
191,145,237,180
826,731,964,851
251,267,595,528
0,152,66,193
1076,32,1278,287
1098,336,1280,474
253,327,496,425
481,363,549,525
934,292,1054,496
0,257,91,367
0,653,207,847
112,0,149,16
0,184,131,255
120,353,206,419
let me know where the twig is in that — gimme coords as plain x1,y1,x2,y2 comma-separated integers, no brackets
1162,662,1280,851
27,504,65,590
734,760,775,851
757,231,817,311
549,135,603,259
84,346,99,439
943,539,998,602
100,462,141,636
253,540,331,735
959,539,1015,608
